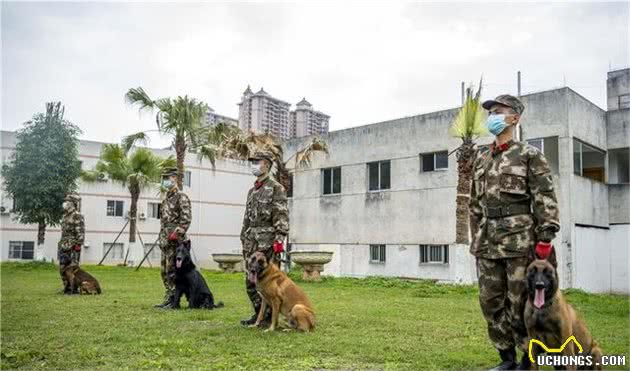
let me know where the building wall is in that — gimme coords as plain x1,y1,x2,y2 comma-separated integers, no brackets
0,131,252,268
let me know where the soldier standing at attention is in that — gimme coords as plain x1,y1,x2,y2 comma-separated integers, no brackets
58,193,85,294
154,167,192,309
469,95,560,370
240,150,289,326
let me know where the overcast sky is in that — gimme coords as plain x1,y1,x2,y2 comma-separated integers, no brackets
2,1,628,146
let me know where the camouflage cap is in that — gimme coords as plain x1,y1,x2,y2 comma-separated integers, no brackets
64,192,81,203
162,167,178,177
248,150,274,163
482,94,525,115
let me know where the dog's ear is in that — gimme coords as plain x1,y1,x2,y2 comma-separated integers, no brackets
184,240,191,250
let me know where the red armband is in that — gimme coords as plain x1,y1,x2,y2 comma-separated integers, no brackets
535,241,553,260
273,241,284,254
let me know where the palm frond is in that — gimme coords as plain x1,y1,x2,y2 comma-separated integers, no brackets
449,78,488,142
197,144,218,168
80,169,101,183
122,132,150,153
294,136,329,168
125,87,155,112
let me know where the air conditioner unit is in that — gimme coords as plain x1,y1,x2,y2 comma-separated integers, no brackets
139,212,146,220
0,205,9,215
97,173,108,182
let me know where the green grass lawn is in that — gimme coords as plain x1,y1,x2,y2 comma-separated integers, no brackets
1,262,628,370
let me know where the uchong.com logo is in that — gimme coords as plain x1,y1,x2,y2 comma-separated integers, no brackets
529,336,626,368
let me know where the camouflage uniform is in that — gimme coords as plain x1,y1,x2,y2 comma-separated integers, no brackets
240,153,289,316
159,181,192,302
470,95,560,354
58,193,85,291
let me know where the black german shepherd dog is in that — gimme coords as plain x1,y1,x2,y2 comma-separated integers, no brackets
172,240,224,309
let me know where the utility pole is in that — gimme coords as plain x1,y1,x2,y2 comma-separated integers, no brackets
461,81,465,105
517,71,522,142
517,71,522,97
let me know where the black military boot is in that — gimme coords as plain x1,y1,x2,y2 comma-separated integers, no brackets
241,303,260,325
515,352,531,370
489,348,517,370
257,308,273,328
154,294,173,308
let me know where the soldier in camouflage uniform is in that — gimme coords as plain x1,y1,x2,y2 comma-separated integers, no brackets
154,167,192,309
58,193,85,294
469,95,560,370
240,150,289,326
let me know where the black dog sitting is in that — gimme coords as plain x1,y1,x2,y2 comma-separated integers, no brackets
172,240,224,309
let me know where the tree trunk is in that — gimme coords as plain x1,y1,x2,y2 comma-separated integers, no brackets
455,141,476,244
37,221,46,245
175,135,186,190
128,184,139,243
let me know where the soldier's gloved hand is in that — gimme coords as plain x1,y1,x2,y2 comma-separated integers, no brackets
535,241,553,259
73,244,82,252
273,241,284,254
168,232,178,241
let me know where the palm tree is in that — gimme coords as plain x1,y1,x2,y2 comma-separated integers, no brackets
449,79,487,244
124,87,209,189
82,144,176,246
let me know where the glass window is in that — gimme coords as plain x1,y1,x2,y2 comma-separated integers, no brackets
422,151,448,172
332,167,341,194
380,161,390,190
107,200,124,217
148,202,161,219
573,139,606,182
369,244,386,264
368,162,380,191
422,153,435,172
183,171,192,187
103,243,124,260
9,241,34,260
286,174,293,198
420,245,449,264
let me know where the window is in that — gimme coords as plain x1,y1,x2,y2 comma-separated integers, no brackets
369,244,386,264
573,139,606,182
527,138,544,152
9,241,34,260
148,202,161,219
106,200,124,217
421,151,448,172
183,171,192,187
367,160,391,191
420,245,449,264
322,167,342,195
103,243,124,260
620,94,630,109
286,174,293,198
143,244,161,262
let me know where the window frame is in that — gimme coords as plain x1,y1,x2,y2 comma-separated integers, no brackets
367,160,391,192
369,244,386,264
573,138,606,181
103,242,125,261
183,171,192,188
106,200,124,217
322,166,342,195
419,244,449,265
8,241,35,260
420,151,449,172
147,202,161,219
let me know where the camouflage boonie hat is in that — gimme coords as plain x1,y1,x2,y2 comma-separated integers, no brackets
482,94,525,115
162,167,178,177
248,150,274,163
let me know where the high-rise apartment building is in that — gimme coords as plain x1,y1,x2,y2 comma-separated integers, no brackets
290,98,330,138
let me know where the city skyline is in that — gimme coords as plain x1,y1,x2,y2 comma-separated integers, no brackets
2,2,628,147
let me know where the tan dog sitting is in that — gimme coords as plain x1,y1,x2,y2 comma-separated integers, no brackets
247,251,315,332
524,257,602,370
63,263,101,295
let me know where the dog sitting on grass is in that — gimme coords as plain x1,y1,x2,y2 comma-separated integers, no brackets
61,263,101,295
172,240,224,309
247,251,315,332
523,248,602,370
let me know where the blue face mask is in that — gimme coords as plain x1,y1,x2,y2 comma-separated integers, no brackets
486,114,508,136
161,179,174,189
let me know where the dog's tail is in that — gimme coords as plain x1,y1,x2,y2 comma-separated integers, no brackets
291,304,315,332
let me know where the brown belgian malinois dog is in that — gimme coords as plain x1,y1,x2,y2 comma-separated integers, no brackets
63,263,102,295
524,250,602,370
247,251,315,332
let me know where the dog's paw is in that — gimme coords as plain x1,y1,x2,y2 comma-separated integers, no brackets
248,323,259,328
263,327,275,333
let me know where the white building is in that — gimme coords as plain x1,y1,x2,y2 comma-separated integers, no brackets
284,69,630,294
290,98,330,138
205,107,238,127
1,133,253,268
238,86,330,139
